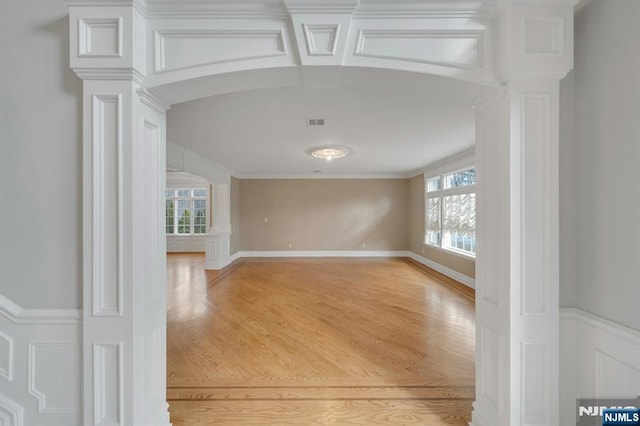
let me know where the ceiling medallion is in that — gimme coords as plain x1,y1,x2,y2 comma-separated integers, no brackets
308,145,351,161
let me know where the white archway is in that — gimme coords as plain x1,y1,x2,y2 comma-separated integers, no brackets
68,1,576,424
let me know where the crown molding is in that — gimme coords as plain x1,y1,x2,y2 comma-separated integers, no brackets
73,67,145,84
137,88,171,112
231,173,413,180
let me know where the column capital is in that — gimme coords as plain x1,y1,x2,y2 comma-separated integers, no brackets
69,3,146,82
498,0,577,82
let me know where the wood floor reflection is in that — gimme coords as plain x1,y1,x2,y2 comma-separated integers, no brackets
167,254,475,425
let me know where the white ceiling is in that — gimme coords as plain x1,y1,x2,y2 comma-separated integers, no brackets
166,68,498,178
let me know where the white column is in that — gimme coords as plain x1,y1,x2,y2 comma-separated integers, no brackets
472,1,574,425
70,4,171,425
205,182,232,270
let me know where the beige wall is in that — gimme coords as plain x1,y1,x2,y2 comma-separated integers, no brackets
407,173,476,279
239,179,409,251
230,177,241,254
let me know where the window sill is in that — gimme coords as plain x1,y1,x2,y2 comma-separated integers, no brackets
422,243,476,261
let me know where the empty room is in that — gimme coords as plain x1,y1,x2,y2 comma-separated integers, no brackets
2,0,639,425
163,81,482,424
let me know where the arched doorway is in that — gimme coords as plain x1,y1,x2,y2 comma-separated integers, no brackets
68,1,575,424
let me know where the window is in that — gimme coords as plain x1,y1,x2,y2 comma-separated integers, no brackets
166,188,208,235
425,167,476,257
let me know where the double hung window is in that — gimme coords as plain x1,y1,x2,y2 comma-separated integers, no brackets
425,167,476,257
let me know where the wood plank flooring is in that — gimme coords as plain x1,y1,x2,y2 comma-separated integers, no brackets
167,254,475,425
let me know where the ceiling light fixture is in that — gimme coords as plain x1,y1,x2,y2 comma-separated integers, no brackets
309,145,351,161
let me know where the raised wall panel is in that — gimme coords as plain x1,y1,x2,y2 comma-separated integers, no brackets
92,95,123,317
142,121,161,307
154,29,287,73
522,342,548,424
93,343,122,425
521,94,550,315
303,24,339,56
595,350,640,398
479,324,500,410
354,30,484,70
142,327,162,409
28,343,79,413
524,17,564,55
78,18,123,58
0,332,13,381
478,118,502,307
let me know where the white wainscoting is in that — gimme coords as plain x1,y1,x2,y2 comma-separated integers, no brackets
166,235,206,252
0,296,81,426
560,308,640,425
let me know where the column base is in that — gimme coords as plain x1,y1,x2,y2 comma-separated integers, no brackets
204,231,232,270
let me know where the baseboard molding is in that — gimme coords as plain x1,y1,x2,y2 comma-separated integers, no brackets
405,252,475,289
235,250,408,258
0,294,81,325
559,307,640,425
230,251,475,291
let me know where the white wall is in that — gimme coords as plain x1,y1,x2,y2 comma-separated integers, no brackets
574,0,640,330
0,0,82,309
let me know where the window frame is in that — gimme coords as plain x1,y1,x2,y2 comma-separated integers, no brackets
424,160,476,259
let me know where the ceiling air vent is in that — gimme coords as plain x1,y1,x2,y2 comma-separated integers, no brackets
307,118,325,126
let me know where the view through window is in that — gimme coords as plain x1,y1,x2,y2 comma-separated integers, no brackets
166,188,207,235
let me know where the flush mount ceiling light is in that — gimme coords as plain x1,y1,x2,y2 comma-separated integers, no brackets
308,145,351,161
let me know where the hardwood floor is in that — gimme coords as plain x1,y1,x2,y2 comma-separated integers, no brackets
167,254,475,425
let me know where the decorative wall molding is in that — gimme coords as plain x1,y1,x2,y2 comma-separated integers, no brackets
0,333,13,382
354,29,485,70
302,24,340,57
0,295,81,325
91,94,123,318
0,394,24,426
153,29,288,73
93,342,123,425
28,343,79,414
559,308,640,425
0,295,80,425
78,17,123,58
